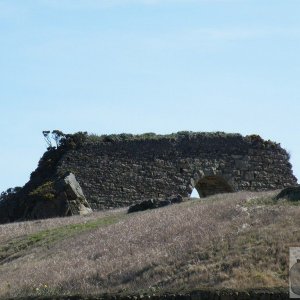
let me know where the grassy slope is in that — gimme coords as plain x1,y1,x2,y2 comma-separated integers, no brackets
0,191,299,298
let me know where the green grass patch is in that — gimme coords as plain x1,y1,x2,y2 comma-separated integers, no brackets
245,196,300,207
244,196,277,207
0,214,123,265
277,199,300,206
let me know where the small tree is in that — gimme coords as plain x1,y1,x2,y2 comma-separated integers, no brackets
52,130,66,148
42,130,87,150
42,131,52,148
0,187,21,202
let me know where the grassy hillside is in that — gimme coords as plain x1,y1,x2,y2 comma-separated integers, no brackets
0,191,299,298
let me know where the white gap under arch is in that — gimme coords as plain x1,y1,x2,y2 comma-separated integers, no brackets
190,188,200,198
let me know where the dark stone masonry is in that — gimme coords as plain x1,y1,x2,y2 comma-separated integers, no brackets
50,132,297,210
0,132,297,222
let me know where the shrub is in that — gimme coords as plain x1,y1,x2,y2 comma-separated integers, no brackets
0,187,21,202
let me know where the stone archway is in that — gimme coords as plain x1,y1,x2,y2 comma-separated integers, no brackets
190,173,234,198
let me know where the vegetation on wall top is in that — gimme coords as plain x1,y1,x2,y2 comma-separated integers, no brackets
42,130,88,150
86,131,243,143
41,130,282,150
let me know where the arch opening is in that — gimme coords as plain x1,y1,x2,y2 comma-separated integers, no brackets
190,188,200,198
194,176,234,198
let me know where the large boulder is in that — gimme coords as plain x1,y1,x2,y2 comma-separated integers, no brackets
0,172,92,224
27,172,92,219
275,185,300,201
128,195,183,213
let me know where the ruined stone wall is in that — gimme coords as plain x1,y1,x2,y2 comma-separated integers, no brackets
54,132,297,210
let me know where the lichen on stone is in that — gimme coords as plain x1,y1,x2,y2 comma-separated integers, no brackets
29,181,56,200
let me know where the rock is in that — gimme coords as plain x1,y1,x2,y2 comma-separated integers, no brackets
0,172,92,224
128,195,184,213
58,173,92,215
170,194,183,204
290,259,300,295
275,185,300,201
29,172,92,219
159,200,172,207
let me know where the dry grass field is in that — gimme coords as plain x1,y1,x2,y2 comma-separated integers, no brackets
0,190,299,298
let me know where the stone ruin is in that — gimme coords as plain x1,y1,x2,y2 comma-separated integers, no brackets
54,132,297,209
0,131,297,223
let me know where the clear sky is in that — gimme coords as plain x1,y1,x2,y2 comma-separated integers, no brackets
0,0,299,192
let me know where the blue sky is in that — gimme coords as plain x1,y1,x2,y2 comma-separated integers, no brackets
0,0,299,192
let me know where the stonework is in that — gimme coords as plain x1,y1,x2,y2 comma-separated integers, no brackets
47,132,297,210
0,172,92,223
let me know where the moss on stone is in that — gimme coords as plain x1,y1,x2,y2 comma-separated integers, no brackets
29,181,56,200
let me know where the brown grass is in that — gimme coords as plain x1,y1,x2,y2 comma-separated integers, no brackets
0,190,300,298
